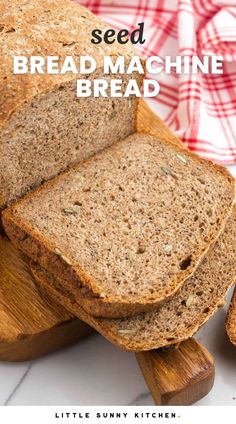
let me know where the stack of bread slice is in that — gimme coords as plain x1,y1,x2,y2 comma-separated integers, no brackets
2,132,236,351
1,0,236,353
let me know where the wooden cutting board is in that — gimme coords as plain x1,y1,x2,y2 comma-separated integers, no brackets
136,339,215,405
0,236,215,405
0,235,93,361
0,100,215,404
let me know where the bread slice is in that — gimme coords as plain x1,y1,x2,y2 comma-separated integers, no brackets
0,0,143,208
226,288,236,346
31,208,236,351
2,133,235,318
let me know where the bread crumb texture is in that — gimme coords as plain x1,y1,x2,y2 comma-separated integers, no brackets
0,0,140,207
31,208,236,351
3,133,235,317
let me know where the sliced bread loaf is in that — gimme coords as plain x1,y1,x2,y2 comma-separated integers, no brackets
0,0,142,208
3,133,235,318
31,208,236,351
226,288,236,346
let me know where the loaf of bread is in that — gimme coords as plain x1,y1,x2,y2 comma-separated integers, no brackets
226,288,236,346
31,208,236,351
0,0,143,208
3,133,235,318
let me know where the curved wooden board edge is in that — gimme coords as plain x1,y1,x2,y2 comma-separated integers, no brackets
0,236,93,361
0,319,93,362
136,338,215,406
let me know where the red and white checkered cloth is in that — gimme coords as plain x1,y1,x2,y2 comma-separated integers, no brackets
77,0,236,164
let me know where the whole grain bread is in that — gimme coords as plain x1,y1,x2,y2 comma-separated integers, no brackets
31,208,236,351
0,0,143,208
225,287,236,346
3,133,235,318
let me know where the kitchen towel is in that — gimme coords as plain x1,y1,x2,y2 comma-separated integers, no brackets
77,0,236,164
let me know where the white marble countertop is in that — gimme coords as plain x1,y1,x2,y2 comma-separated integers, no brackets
0,167,235,407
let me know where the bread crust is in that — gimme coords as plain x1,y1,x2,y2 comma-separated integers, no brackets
31,208,236,351
0,0,139,128
0,0,144,209
2,134,235,318
226,287,236,346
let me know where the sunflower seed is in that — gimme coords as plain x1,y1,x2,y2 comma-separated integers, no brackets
186,295,196,307
164,244,173,253
161,166,172,175
63,208,77,215
176,153,188,164
118,329,137,335
61,255,72,265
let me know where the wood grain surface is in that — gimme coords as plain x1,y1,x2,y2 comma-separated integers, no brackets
136,339,215,405
0,236,92,361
